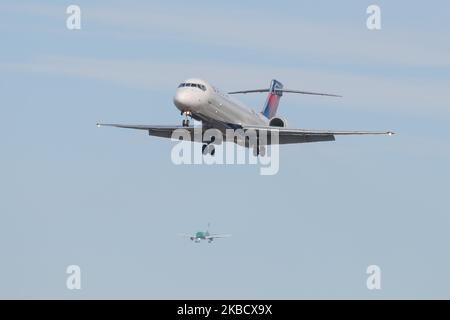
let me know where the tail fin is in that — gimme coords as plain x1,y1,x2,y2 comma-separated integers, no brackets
262,79,283,119
206,223,211,237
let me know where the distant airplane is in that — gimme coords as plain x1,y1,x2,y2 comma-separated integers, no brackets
97,78,394,155
179,224,231,243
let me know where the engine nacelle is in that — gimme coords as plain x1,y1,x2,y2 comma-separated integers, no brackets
269,117,288,127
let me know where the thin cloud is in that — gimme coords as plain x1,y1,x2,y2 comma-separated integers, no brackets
2,2,450,69
2,55,449,119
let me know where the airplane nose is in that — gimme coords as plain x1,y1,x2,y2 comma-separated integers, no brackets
173,90,191,111
173,89,202,112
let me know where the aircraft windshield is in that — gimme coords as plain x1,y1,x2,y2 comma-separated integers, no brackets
178,83,207,91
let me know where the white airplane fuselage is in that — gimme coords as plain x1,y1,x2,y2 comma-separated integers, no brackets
173,78,268,128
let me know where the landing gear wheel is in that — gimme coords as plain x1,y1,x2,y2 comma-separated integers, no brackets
202,143,215,156
259,146,266,157
252,145,266,157
182,119,190,127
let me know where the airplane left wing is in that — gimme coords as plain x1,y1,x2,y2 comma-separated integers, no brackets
242,125,394,145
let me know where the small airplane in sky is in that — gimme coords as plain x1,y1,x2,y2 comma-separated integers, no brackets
97,78,394,155
179,225,231,243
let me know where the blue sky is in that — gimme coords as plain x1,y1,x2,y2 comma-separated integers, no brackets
1,0,450,298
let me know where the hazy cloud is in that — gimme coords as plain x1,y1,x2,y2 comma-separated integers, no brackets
2,2,450,69
2,55,449,119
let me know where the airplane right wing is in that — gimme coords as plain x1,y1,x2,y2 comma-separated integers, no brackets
97,123,200,139
207,234,232,239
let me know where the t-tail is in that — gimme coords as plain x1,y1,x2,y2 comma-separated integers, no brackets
206,222,211,237
227,79,342,118
262,79,283,119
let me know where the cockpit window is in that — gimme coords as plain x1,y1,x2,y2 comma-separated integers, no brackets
178,83,207,91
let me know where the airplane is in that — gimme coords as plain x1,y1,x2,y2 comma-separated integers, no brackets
97,78,394,156
179,225,231,243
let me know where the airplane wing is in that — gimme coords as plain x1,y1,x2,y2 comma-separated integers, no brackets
206,234,232,239
178,233,194,238
242,125,394,145
97,123,394,145
97,123,199,139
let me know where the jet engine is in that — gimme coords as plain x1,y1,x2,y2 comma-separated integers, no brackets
269,117,288,127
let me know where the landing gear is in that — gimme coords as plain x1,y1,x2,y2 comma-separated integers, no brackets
252,143,266,157
202,136,216,156
202,143,215,156
259,146,266,156
181,111,192,127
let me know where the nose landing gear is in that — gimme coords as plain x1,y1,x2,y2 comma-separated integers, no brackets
181,111,192,127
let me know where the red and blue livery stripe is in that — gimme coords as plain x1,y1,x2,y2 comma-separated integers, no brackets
262,79,283,118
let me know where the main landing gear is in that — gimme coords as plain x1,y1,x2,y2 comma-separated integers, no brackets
252,140,266,157
181,111,192,127
202,137,216,156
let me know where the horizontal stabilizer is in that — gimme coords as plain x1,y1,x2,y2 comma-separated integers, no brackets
228,88,341,97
